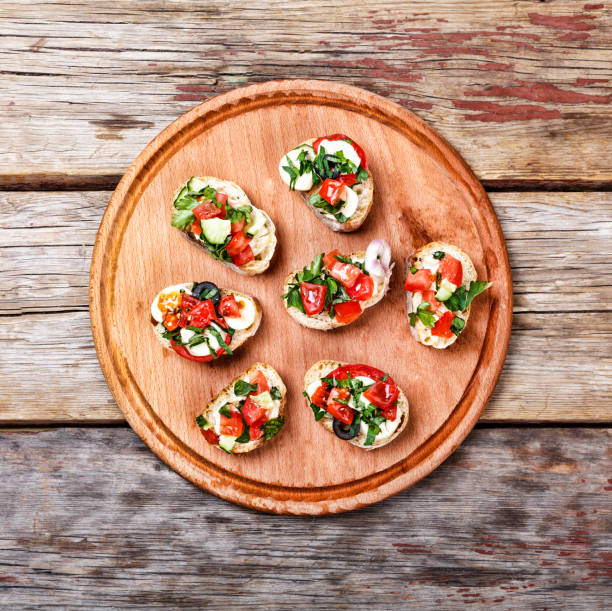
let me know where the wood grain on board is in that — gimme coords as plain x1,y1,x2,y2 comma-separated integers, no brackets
87,79,512,513
0,426,609,608
1,191,610,424
1,1,611,187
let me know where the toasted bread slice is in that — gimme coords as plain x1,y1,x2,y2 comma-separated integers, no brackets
151,283,262,360
172,176,277,276
197,363,286,454
283,250,392,331
405,242,478,349
304,360,409,450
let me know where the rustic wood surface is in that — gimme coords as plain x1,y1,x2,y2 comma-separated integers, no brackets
0,426,610,608
1,1,611,188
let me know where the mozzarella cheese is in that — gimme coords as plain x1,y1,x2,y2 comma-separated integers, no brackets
223,296,257,330
279,145,315,191
246,207,266,236
317,139,361,168
151,283,192,323
179,326,222,357
338,186,358,219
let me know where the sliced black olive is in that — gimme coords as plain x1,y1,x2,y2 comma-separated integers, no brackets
333,417,358,440
192,281,220,307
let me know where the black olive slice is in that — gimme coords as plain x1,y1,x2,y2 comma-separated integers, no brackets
192,281,220,307
333,417,358,440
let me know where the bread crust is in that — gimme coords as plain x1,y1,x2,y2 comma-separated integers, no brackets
201,363,286,454
303,360,409,450
172,176,277,276
283,250,392,331
405,241,477,349
151,285,262,358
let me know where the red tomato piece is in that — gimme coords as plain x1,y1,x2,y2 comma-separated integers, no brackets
329,364,388,383
421,290,443,313
326,387,355,425
334,300,362,324
162,312,179,331
404,268,434,292
193,200,223,221
215,191,228,204
364,381,400,411
242,396,268,427
230,218,246,235
200,427,220,446
226,231,251,258
219,407,244,437
170,341,214,362
312,134,367,170
346,273,374,301
310,383,328,409
177,294,199,327
431,311,455,338
219,294,240,318
318,178,345,207
323,249,342,271
338,173,357,186
300,282,327,316
249,370,270,395
231,244,254,267
249,425,262,441
439,254,463,287
330,262,362,288
191,220,201,235
189,299,217,328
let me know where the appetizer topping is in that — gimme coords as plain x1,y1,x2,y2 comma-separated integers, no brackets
279,134,368,223
171,178,271,268
364,239,392,281
304,364,401,446
405,249,490,340
151,282,256,362
196,369,285,453
283,246,382,324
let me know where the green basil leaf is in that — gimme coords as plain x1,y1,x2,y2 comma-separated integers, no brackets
195,415,208,429
451,316,466,336
262,417,285,440
364,424,378,446
270,386,282,400
234,380,258,396
219,404,231,418
433,251,446,260
410,266,417,274
285,287,305,313
171,209,196,230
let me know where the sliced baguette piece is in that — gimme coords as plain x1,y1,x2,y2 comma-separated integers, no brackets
197,363,287,454
405,241,477,349
172,176,277,276
283,249,392,331
281,138,374,232
303,360,409,450
150,283,262,360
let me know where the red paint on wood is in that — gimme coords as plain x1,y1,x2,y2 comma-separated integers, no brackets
574,78,609,85
558,32,590,41
476,62,513,72
407,101,434,110
528,13,597,31
454,100,562,122
583,3,604,9
469,81,611,104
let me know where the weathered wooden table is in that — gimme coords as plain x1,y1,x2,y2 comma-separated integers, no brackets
1,1,610,607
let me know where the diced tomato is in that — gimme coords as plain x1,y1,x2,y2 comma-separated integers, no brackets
439,254,463,287
215,192,228,205
330,262,362,288
334,300,362,324
323,249,342,271
310,383,328,409
318,178,345,207
404,268,434,292
219,294,240,318
231,244,254,267
242,396,268,426
230,218,246,234
191,220,201,235
338,173,357,186
200,427,220,446
189,299,217,328
326,387,355,425
421,290,443,313
364,381,400,413
346,273,374,301
249,425,262,441
219,407,244,437
312,134,368,170
431,311,455,338
329,364,388,383
300,282,327,316
193,200,223,221
162,312,179,331
249,370,270,395
177,294,200,327
226,231,251,258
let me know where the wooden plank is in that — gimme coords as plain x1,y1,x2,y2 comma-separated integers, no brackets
2,191,611,315
0,1,611,186
1,310,610,423
0,426,609,607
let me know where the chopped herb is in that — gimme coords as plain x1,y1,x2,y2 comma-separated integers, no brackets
356,167,369,183
444,281,491,313
219,404,231,418
262,417,285,440
364,423,379,446
270,386,282,400
208,325,232,355
451,316,466,336
433,251,446,260
309,193,349,223
410,266,418,274
235,425,251,444
436,272,442,290
171,209,196,230
234,380,258,396
380,373,389,382
409,301,436,328
304,391,326,420
195,415,208,429
349,414,361,438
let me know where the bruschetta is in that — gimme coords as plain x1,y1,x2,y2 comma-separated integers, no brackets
404,242,491,349
282,240,393,330
196,363,286,454
278,134,373,232
171,176,277,275
303,361,409,450
150,281,261,362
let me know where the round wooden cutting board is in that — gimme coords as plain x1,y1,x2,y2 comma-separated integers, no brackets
90,80,512,515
